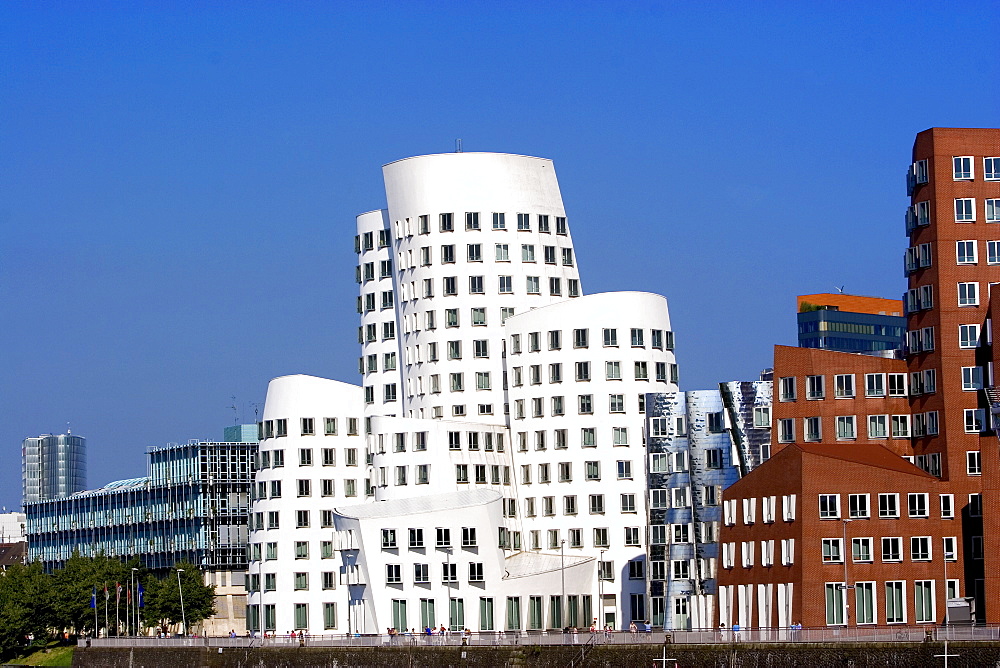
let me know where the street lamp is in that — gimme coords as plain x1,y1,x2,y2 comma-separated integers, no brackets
598,548,606,629
842,519,852,627
560,539,566,628
130,568,138,636
445,546,453,632
176,569,187,636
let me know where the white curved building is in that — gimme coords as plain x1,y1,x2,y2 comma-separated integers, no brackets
247,152,691,635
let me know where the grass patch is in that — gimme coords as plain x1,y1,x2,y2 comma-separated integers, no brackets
3,643,74,667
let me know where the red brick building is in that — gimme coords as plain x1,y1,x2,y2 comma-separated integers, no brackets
718,444,952,628
721,128,1000,627
772,346,912,457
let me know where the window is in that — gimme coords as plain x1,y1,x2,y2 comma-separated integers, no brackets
962,366,983,391
295,541,309,559
819,494,840,519
888,373,906,396
517,212,530,230
868,415,888,439
834,374,855,398
825,584,845,626
526,276,540,294
493,212,506,230
911,536,931,561
806,375,824,399
852,537,873,563
955,198,976,222
586,461,600,480
967,450,982,475
804,417,821,441
578,394,593,414
386,564,402,584
876,493,899,519
753,406,770,428
556,216,567,234
548,330,561,350
848,494,869,519
609,394,625,413
297,479,311,497
906,493,929,518
616,460,632,480
954,156,973,180
965,408,986,432
603,328,618,346
465,211,480,230
621,493,636,513
593,528,609,547
986,157,1000,180
957,240,978,264
498,275,513,293
779,376,796,401
778,418,794,443
959,324,981,348
521,244,535,262
891,415,910,438
375,528,399,551
822,538,843,563
836,416,856,440
589,494,605,514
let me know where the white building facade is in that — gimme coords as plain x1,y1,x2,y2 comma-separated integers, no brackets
247,152,686,635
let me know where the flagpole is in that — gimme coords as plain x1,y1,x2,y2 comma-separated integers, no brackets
104,582,109,639
115,583,120,637
93,586,98,638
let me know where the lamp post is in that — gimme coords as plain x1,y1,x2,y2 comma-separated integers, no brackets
176,569,187,636
129,568,137,636
598,548,606,629
943,538,953,627
445,546,453,631
560,539,566,628
842,519,852,627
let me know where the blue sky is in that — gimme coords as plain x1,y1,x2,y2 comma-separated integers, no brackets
2,1,997,510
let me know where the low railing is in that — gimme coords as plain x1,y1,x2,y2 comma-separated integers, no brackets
79,625,1000,648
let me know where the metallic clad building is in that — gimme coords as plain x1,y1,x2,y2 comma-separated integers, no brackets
22,433,87,505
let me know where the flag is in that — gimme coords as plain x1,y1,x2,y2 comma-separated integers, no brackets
137,582,145,608
116,583,121,604
90,586,97,609
104,584,109,601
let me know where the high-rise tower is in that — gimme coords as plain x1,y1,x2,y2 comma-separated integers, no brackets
21,433,86,505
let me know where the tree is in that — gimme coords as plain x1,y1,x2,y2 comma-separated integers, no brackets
50,551,141,637
142,563,215,634
0,562,54,660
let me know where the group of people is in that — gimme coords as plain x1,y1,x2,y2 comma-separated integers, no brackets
718,622,804,641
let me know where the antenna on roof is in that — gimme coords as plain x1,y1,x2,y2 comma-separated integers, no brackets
66,421,71,435
456,139,463,153
251,402,261,421
230,396,238,425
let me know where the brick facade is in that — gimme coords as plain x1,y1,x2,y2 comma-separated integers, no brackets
721,128,1000,628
